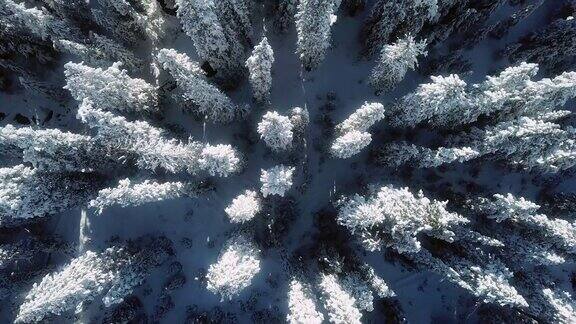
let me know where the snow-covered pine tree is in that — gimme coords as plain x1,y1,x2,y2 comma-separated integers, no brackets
391,74,472,128
295,0,339,70
225,190,261,223
64,62,158,115
215,0,253,46
16,237,172,323
77,99,204,174
175,0,244,83
206,235,261,300
0,165,100,222
157,48,239,123
0,0,77,42
89,178,188,214
318,273,363,324
360,0,437,57
450,259,528,308
337,185,468,253
335,102,385,135
0,124,114,172
411,249,528,309
287,278,325,324
476,193,576,254
331,130,371,159
257,111,294,151
470,117,576,173
541,288,576,323
16,248,126,323
377,142,480,168
369,35,427,92
246,37,274,103
260,165,295,197
198,144,242,177
89,32,143,71
92,0,147,47
392,63,576,129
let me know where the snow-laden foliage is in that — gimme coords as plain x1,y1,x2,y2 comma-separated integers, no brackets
287,279,325,324
337,185,468,253
199,144,241,177
335,102,385,135
89,178,186,214
206,235,261,300
157,48,239,123
0,165,95,222
318,273,363,324
55,33,143,71
64,61,158,114
369,35,427,92
246,37,274,102
15,248,130,323
295,0,339,70
225,190,261,223
77,99,206,174
477,193,576,253
391,64,576,128
257,111,294,151
175,0,243,80
331,130,372,159
0,0,72,41
453,260,528,308
0,124,104,172
260,165,295,197
541,288,576,324
341,274,375,312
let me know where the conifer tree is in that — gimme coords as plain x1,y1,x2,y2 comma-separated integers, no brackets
287,278,324,324
369,35,427,92
260,165,295,197
157,48,238,123
225,190,261,223
199,144,242,177
175,0,244,82
257,111,294,151
295,0,339,70
318,273,363,324
0,124,113,172
246,37,274,103
206,235,261,300
0,165,99,222
0,0,76,41
215,0,253,46
331,130,371,159
335,102,385,135
64,62,159,115
337,185,468,253
77,99,204,174
89,178,190,214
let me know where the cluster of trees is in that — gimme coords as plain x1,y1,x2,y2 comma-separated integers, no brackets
16,236,173,323
331,102,385,159
376,63,576,173
336,185,576,321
